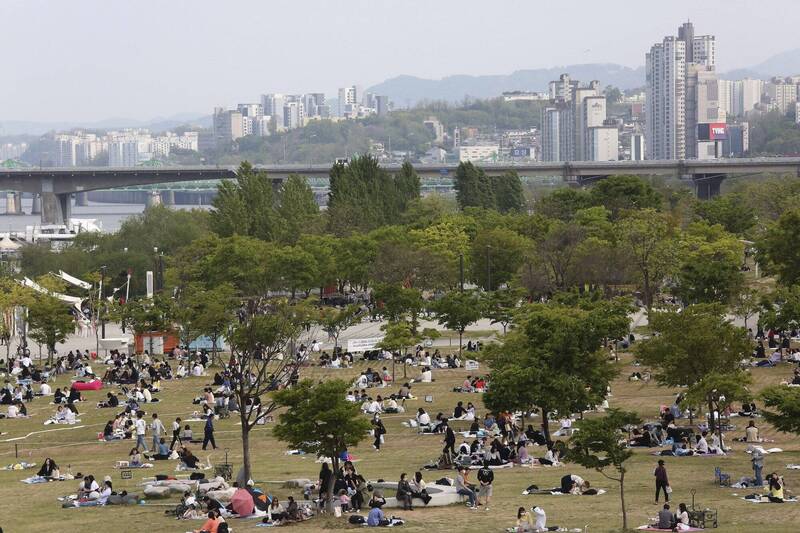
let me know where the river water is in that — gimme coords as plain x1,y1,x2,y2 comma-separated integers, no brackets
0,198,207,233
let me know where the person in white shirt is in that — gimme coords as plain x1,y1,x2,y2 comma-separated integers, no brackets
192,364,204,376
142,388,152,403
97,479,113,504
367,398,382,414
176,364,187,378
532,506,547,532
345,391,356,402
415,408,431,430
39,382,52,395
64,408,76,424
7,403,18,418
21,355,32,368
355,374,368,390
135,412,148,451
696,432,709,454
419,367,432,383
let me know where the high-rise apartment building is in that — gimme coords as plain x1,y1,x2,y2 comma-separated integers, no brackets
283,101,305,130
108,140,138,167
375,95,390,116
261,94,286,126
766,78,799,114
541,75,611,162
338,86,358,117
212,107,245,145
646,22,722,160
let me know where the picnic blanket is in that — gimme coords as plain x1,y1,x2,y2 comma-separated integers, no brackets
522,488,607,496
636,527,703,532
44,419,82,425
3,461,36,471
114,463,153,469
21,475,66,484
741,496,798,503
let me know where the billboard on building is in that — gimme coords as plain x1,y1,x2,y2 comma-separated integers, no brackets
510,147,530,157
698,123,727,141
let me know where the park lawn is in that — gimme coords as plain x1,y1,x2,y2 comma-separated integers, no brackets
2,351,800,533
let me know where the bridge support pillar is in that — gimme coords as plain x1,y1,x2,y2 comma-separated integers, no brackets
145,191,162,208
160,190,175,205
74,192,89,207
31,194,41,215
694,174,726,200
41,192,71,224
5,192,20,215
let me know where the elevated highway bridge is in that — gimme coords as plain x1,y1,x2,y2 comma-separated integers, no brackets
1,157,799,223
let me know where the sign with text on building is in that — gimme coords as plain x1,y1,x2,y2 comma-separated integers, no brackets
347,336,384,353
698,123,727,141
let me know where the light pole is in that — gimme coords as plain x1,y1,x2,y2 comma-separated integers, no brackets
100,265,107,340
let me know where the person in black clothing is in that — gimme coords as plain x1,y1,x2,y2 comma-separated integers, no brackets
477,461,494,509
37,458,58,478
453,402,466,419
442,420,456,459
372,415,386,451
202,416,217,450
318,463,332,508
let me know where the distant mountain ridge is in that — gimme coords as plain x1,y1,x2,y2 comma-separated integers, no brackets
368,63,646,106
0,113,211,136
370,49,800,106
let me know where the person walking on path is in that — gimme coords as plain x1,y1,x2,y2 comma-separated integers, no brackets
654,459,670,503
150,413,166,452
202,415,217,450
372,415,386,451
170,417,182,450
135,410,148,451
752,447,764,486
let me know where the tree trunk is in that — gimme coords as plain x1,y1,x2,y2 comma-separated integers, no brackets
241,416,252,483
541,411,551,443
458,330,463,357
707,396,716,432
620,471,628,530
327,456,340,513
643,272,652,310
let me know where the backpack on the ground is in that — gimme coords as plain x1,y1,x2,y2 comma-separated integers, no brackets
349,515,366,524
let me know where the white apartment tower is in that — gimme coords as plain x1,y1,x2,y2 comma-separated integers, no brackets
338,86,358,117
646,22,718,160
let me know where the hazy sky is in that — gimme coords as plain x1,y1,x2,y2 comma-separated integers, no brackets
1,0,797,122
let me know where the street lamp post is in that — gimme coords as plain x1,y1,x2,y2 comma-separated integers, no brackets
100,265,107,340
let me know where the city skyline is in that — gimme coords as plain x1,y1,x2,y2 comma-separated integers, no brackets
1,0,799,122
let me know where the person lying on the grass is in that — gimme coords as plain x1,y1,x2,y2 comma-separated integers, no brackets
560,474,590,495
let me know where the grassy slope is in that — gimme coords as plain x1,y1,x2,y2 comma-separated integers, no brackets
2,352,800,533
